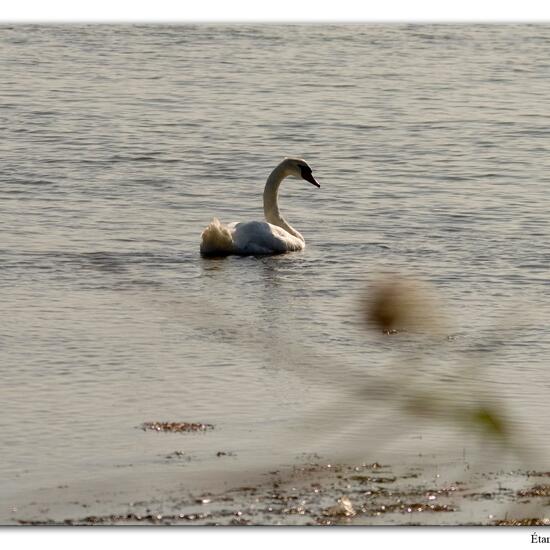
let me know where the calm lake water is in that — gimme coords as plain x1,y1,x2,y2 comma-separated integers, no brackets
2,24,550,520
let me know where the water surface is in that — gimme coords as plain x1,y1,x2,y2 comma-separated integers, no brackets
2,24,550,520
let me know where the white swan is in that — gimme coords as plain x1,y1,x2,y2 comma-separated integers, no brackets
200,158,320,256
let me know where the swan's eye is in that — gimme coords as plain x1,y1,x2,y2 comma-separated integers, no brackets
299,164,312,176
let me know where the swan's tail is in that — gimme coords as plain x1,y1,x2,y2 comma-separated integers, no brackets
200,217,234,256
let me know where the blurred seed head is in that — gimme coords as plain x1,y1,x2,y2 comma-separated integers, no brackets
363,275,445,334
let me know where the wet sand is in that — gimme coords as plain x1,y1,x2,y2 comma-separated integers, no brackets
9,458,550,526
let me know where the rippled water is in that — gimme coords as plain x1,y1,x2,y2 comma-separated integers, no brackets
2,24,550,518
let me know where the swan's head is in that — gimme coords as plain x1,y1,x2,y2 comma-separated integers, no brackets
283,157,320,188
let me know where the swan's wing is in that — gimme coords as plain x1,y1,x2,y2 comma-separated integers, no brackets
230,221,303,255
200,218,235,256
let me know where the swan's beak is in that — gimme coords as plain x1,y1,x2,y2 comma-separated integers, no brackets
303,173,321,188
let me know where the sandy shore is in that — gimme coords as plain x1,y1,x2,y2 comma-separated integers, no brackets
8,458,550,526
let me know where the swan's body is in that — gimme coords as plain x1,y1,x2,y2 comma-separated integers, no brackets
200,158,320,256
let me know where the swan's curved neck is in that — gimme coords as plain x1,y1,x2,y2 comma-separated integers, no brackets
263,163,304,241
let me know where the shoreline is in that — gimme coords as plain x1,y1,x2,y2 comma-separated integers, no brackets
8,459,550,526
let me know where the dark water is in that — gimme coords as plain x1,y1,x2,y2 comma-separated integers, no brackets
2,24,550,519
